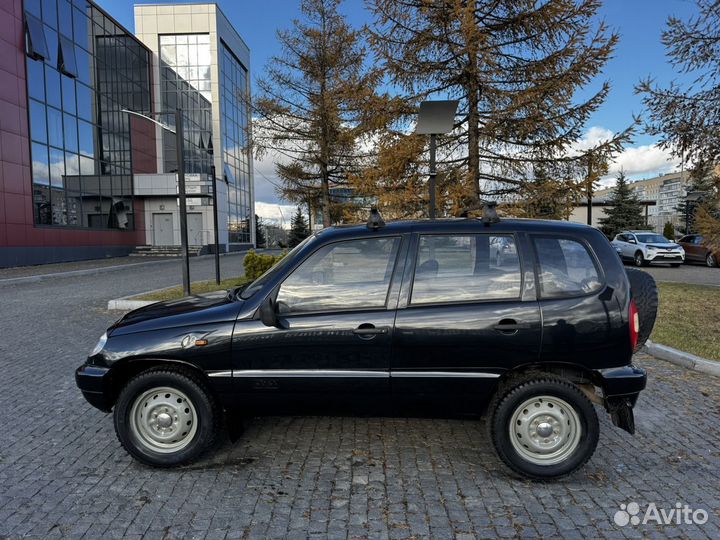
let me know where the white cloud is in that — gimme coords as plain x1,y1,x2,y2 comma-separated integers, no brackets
574,126,681,187
255,201,298,229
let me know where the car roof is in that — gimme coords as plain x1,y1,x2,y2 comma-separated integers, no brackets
317,217,597,239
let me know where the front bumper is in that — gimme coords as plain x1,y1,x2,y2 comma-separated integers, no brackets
75,363,113,412
597,365,647,434
646,251,684,263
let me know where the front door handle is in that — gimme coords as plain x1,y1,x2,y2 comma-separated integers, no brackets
353,324,389,339
493,319,527,334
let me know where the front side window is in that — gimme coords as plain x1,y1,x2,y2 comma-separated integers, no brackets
411,234,522,305
276,237,401,313
533,237,602,298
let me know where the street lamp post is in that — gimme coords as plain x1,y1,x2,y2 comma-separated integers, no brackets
210,164,220,285
122,108,191,296
414,100,459,219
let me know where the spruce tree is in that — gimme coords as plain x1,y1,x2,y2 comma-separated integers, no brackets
598,173,646,238
288,207,311,248
255,215,267,248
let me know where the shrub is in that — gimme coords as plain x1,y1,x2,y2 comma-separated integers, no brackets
243,250,285,281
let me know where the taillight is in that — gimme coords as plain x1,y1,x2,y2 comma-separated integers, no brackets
629,299,639,351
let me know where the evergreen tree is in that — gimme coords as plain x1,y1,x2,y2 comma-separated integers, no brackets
254,214,266,248
356,0,634,216
599,173,646,238
663,221,675,241
254,0,397,226
637,0,720,252
288,207,311,248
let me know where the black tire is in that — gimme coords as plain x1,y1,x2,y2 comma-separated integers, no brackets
634,251,646,267
488,374,599,480
625,267,658,349
707,253,717,268
114,368,220,467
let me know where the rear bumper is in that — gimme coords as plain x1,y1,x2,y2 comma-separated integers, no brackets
598,365,647,402
596,365,647,434
75,363,113,412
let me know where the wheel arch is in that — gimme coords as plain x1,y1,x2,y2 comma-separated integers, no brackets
106,358,218,410
492,362,603,402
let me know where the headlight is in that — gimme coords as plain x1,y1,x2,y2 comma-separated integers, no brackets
647,246,656,251
90,332,107,356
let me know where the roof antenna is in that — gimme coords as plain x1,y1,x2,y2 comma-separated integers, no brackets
367,207,385,230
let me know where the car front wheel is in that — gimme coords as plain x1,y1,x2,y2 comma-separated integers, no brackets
489,375,599,480
707,253,717,268
114,368,220,467
634,251,646,267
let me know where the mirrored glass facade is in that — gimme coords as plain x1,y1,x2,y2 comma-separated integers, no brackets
24,0,151,229
220,43,252,244
158,34,213,176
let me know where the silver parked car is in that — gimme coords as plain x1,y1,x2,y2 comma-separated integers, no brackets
611,231,685,267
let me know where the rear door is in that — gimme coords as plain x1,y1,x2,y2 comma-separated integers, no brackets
531,234,626,367
391,232,541,408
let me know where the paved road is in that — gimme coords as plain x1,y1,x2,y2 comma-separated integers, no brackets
635,262,720,287
1,259,719,539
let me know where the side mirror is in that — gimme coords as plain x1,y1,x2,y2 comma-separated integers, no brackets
628,238,636,244
259,296,278,327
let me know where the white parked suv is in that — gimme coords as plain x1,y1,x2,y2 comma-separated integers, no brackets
611,231,685,267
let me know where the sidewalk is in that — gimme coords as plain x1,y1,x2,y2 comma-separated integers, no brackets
0,250,251,285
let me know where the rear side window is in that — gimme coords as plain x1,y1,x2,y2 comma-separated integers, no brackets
533,237,602,298
411,234,522,305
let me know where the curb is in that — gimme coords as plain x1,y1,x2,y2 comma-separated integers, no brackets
645,340,720,377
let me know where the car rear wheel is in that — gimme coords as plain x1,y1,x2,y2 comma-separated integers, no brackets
625,267,658,349
707,253,717,268
114,368,220,467
488,375,599,480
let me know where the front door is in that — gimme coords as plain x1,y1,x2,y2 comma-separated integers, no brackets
392,233,541,409
232,235,406,410
152,213,174,245
187,213,204,246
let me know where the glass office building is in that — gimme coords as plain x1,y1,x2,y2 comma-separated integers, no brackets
24,0,151,230
134,3,255,249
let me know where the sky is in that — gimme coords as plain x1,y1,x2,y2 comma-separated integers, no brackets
97,0,701,224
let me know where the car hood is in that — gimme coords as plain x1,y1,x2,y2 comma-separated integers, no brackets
110,291,245,335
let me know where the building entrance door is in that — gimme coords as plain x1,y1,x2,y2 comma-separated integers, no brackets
152,213,174,245
187,213,204,246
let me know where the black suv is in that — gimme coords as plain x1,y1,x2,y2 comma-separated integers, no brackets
77,215,651,479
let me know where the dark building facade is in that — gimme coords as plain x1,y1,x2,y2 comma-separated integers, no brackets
0,0,155,267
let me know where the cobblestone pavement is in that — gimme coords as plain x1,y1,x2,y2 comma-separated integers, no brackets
1,261,719,539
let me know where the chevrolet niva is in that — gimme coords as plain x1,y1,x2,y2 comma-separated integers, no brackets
77,210,656,479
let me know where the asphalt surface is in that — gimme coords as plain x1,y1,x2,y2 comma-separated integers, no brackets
636,261,720,287
0,257,719,539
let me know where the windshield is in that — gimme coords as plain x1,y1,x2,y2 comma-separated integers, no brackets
240,234,316,299
636,234,672,244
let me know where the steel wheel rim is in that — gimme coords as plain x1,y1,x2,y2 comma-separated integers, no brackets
129,386,198,453
509,395,582,466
